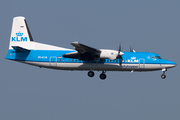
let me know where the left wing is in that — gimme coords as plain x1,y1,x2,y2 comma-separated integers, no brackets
63,42,123,61
63,42,101,60
71,42,101,54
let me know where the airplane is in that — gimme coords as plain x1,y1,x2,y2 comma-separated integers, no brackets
5,16,177,80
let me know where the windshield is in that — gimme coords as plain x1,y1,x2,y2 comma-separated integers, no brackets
151,56,162,59
156,56,161,59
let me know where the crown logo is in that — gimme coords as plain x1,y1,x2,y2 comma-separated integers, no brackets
131,57,136,59
16,31,23,36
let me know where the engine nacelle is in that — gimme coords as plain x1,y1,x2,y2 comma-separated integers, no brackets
99,49,124,60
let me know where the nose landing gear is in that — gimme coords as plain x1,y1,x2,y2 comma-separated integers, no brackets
161,68,167,79
161,73,166,79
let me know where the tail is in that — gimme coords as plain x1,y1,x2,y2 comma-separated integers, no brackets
9,16,34,49
6,16,34,60
6,16,73,61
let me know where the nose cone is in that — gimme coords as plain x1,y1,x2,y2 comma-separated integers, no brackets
171,61,177,67
169,60,177,67
161,60,177,68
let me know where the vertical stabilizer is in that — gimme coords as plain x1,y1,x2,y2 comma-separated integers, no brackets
9,16,34,50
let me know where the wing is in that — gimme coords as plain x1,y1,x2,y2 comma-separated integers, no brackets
71,42,101,54
63,42,101,60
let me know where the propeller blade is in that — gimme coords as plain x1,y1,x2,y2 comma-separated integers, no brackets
116,43,121,59
117,43,123,66
118,43,121,53
130,46,133,52
119,43,122,66
119,56,123,66
130,46,136,52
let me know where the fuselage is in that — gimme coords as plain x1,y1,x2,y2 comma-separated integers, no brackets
5,43,176,72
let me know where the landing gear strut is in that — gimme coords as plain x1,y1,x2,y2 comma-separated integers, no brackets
88,61,95,77
161,68,167,79
87,61,107,80
100,71,106,80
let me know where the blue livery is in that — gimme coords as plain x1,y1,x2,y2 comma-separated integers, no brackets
5,16,177,80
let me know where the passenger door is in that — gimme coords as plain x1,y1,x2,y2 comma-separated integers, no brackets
139,58,145,68
50,56,57,67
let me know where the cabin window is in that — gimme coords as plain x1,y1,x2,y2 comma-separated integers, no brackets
75,60,77,62
122,60,124,62
63,59,64,61
60,59,61,61
151,56,155,59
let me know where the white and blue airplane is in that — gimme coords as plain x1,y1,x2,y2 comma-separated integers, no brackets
6,16,177,80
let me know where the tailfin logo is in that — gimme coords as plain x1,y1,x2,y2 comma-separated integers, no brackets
11,31,27,42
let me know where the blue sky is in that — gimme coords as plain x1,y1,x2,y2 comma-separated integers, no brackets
0,0,180,120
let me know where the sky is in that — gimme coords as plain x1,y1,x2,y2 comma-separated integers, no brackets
0,0,180,120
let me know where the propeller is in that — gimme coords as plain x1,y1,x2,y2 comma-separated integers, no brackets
130,46,133,52
130,46,136,52
117,43,123,66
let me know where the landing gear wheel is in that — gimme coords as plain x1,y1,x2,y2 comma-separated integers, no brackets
88,71,94,77
161,74,166,79
100,73,106,80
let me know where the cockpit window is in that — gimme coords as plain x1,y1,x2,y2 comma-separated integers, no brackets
155,56,161,59
151,56,161,59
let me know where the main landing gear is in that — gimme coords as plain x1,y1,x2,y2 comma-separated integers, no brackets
88,60,107,80
88,71,94,77
100,71,106,80
161,68,167,79
88,70,107,80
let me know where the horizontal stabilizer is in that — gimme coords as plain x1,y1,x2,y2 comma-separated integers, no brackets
12,46,30,52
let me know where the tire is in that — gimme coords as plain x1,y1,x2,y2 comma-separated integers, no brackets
88,71,94,77
161,74,166,79
100,73,106,80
